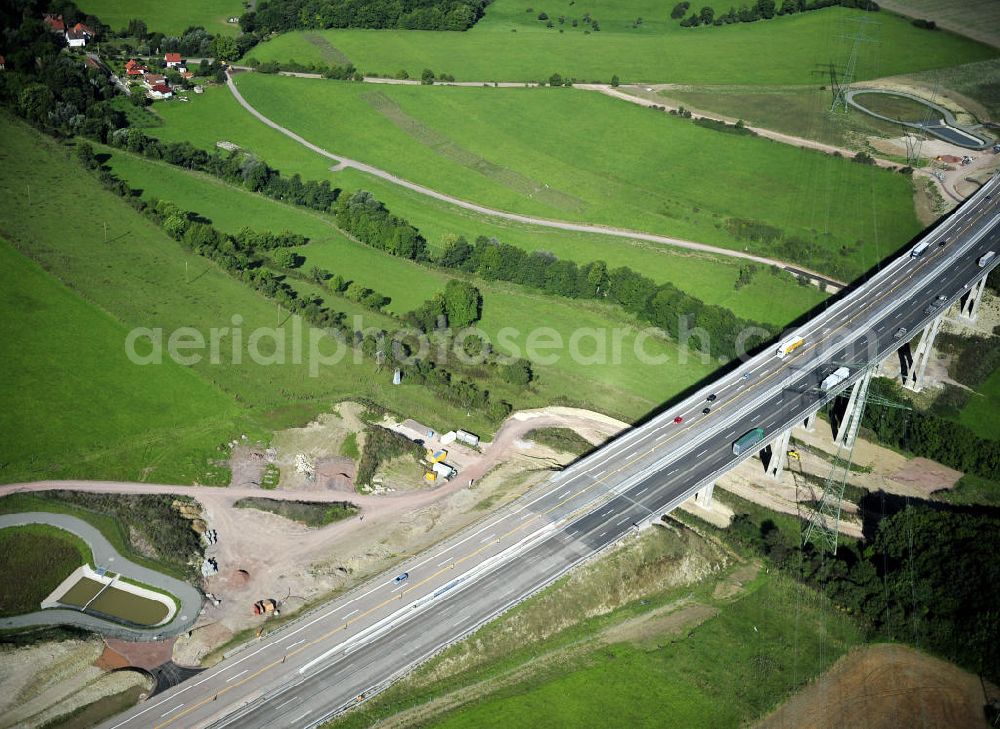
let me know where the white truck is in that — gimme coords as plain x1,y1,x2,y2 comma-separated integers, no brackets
820,366,850,391
979,251,996,268
776,335,805,359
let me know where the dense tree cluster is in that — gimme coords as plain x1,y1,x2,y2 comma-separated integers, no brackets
241,0,492,34
728,503,1000,681
678,0,878,28
435,235,773,360
333,190,428,261
860,378,1000,480
937,327,1000,388
0,6,124,140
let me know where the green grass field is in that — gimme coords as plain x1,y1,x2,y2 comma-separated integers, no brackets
245,3,996,84
958,365,1000,440
0,525,91,616
95,146,721,419
0,235,243,485
851,91,941,123
0,113,511,449
148,84,827,324
234,73,922,278
77,0,244,36
425,577,855,729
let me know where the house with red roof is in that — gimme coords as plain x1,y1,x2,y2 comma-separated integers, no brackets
165,52,183,68
43,13,65,33
148,83,173,100
125,59,147,76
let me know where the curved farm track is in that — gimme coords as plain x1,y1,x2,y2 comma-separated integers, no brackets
225,71,844,288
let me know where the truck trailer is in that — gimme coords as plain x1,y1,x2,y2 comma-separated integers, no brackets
820,366,850,391
732,427,765,456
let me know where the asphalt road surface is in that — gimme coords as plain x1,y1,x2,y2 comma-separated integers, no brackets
102,176,1000,729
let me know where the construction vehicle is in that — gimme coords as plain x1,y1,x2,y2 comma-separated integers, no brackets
426,449,448,463
787,449,800,461
732,427,765,456
253,599,280,616
424,471,438,483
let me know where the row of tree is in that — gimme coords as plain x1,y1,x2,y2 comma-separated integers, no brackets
241,0,492,34
108,128,341,213
435,235,774,360
83,147,518,421
678,0,878,28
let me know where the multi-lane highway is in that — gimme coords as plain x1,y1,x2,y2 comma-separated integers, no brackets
103,175,999,729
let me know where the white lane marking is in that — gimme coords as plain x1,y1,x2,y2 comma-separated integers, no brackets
599,531,608,537
287,639,306,649
342,609,358,619
696,448,708,457
520,512,534,520
437,558,453,567
226,670,248,683
616,517,631,526
558,490,571,498
636,487,649,495
276,697,300,710
160,705,183,718
480,534,496,543
295,712,311,722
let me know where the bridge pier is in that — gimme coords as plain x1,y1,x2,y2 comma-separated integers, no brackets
905,313,944,392
766,429,792,480
693,482,715,508
959,277,987,323
802,410,817,433
834,367,873,448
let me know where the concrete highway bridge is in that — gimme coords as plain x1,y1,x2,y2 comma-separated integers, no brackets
102,175,1000,729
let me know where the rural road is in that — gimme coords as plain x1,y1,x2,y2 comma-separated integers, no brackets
225,70,844,288
0,512,203,639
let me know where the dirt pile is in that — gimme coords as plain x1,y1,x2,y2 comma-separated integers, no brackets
756,643,996,729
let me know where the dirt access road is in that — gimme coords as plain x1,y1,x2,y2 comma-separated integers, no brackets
224,70,843,287
0,407,629,662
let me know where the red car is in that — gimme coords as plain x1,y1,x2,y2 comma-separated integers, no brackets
673,416,684,424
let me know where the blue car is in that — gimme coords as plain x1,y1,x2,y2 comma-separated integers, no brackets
394,572,409,584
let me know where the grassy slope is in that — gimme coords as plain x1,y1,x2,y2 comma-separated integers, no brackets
148,85,826,325
425,577,856,729
0,236,242,485
958,365,1000,440
235,74,922,278
77,0,244,36
245,4,996,84
0,114,500,443
0,525,91,616
95,147,719,418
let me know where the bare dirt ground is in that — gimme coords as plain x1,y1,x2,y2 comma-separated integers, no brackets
0,637,153,729
756,643,998,729
599,598,719,648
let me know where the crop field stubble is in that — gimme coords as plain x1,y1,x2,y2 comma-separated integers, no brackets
146,84,828,324
243,3,997,84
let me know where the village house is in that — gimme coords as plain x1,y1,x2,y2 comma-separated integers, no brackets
165,52,183,68
42,13,65,33
65,26,88,47
124,59,147,76
143,72,166,89
147,83,172,100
